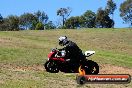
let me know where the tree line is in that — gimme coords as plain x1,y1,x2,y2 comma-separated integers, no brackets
0,11,56,31
0,0,131,31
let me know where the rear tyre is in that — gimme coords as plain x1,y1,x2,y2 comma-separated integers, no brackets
83,60,99,74
44,61,59,73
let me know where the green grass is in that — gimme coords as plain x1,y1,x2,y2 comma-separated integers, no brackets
0,28,132,88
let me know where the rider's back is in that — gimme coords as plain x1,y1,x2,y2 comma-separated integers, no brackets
64,40,84,62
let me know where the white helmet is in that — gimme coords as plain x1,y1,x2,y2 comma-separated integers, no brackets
58,36,68,46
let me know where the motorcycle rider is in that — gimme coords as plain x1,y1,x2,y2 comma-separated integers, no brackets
58,36,85,63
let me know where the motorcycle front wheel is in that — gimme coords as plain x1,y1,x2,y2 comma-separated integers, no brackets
44,60,59,73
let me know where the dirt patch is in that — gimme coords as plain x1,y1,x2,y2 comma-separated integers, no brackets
0,80,5,84
0,38,12,43
13,64,44,72
0,63,132,88
0,63,132,75
99,64,132,75
0,63,44,72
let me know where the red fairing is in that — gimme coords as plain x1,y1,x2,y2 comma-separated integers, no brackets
48,51,55,58
52,58,65,62
48,51,65,62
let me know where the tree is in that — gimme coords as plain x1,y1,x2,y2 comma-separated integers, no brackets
0,14,4,30
95,8,114,28
0,14,3,24
34,10,49,24
35,22,44,30
57,7,72,27
19,13,38,30
0,18,9,31
45,21,56,29
0,15,20,31
105,0,117,19
7,15,20,31
120,0,132,27
65,16,80,29
65,10,96,29
80,10,96,28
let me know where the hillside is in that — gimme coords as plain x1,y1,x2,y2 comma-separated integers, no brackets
0,28,132,88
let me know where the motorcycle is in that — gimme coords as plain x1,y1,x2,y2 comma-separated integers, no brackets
44,48,99,74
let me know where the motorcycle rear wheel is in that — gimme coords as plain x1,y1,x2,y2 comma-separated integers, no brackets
82,60,99,74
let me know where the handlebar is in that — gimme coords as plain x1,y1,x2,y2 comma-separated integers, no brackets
51,48,66,58
51,48,63,52
51,48,58,52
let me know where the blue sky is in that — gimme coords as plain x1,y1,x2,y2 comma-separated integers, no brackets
0,0,128,28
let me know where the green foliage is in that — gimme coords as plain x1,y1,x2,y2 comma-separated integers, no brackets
65,16,80,29
65,10,96,29
0,11,51,31
35,22,44,30
19,11,49,30
0,15,19,31
95,8,114,28
34,10,49,24
0,14,4,31
80,10,96,28
57,25,67,29
105,0,117,16
0,13,3,23
0,18,9,31
120,0,132,27
45,21,56,29
7,15,20,31
0,0,130,31
19,13,38,30
57,7,72,26
65,8,115,29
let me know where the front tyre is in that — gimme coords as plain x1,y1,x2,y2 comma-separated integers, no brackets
44,61,59,73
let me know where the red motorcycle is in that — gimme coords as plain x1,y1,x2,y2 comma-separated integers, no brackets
44,48,99,74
